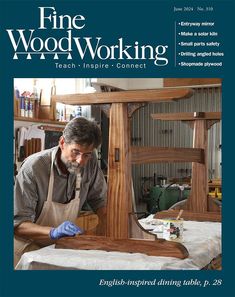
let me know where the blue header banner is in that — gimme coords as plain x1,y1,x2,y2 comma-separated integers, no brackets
1,0,232,77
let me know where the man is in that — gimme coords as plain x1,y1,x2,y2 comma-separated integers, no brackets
14,117,107,267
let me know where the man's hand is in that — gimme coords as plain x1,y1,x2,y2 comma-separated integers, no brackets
49,221,83,240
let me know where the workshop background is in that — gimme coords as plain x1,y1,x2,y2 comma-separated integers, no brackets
14,78,221,217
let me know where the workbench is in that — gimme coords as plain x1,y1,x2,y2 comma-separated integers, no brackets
16,220,221,270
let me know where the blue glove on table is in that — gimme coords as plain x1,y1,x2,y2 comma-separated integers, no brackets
49,221,83,240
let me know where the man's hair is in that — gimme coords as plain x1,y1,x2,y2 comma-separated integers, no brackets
63,117,102,148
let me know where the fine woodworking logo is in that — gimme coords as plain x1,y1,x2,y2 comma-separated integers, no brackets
6,7,169,66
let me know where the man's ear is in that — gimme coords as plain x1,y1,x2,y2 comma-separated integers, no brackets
59,136,65,149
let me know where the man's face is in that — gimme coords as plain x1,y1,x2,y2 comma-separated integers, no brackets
59,137,94,174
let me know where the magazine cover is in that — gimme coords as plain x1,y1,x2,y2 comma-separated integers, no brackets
0,0,235,296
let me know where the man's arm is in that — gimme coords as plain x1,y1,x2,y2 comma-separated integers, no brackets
15,220,83,243
14,221,53,246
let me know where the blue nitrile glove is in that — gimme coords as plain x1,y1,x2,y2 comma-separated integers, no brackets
49,221,83,240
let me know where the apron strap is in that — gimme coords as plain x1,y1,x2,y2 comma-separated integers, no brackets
75,171,81,199
46,149,57,202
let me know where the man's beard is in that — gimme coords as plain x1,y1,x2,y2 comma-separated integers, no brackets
61,155,81,174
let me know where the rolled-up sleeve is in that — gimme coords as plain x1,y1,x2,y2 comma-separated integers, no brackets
14,166,38,227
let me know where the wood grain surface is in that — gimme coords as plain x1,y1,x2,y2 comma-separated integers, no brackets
131,146,204,164
56,235,189,259
106,103,131,239
188,120,208,212
51,88,193,105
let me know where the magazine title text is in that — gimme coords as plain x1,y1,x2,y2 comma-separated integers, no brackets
6,7,169,66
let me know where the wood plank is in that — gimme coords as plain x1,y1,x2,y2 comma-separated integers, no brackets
75,212,98,232
55,235,189,259
188,120,208,212
131,146,204,164
164,78,221,87
36,138,41,152
32,138,36,154
51,88,193,105
155,210,221,222
106,103,131,239
151,112,221,121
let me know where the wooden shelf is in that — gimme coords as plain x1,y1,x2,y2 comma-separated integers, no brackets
14,116,66,126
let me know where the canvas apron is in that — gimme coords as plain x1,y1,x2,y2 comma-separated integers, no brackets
14,150,81,267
